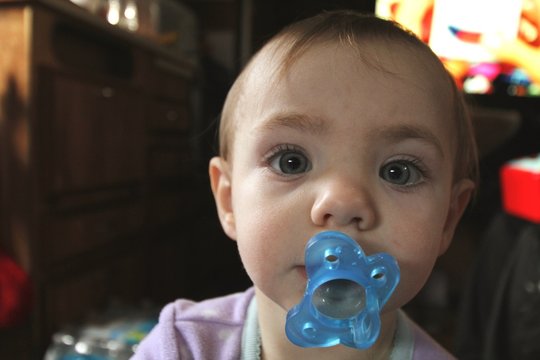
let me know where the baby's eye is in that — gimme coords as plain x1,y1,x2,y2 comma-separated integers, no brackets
268,146,311,175
379,160,425,186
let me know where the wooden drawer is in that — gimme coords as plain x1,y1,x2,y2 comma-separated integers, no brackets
42,249,146,339
43,266,109,336
146,238,191,303
106,250,147,302
38,69,146,193
148,191,194,226
151,59,190,100
148,143,193,178
41,204,144,266
147,99,190,132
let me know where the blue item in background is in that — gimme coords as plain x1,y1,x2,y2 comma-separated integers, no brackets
285,231,400,349
44,308,158,360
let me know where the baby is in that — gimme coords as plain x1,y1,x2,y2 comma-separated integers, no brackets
133,10,478,360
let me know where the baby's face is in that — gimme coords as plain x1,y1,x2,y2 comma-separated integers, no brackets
215,42,473,314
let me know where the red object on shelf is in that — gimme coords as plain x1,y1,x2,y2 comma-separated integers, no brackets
500,154,540,223
0,252,32,328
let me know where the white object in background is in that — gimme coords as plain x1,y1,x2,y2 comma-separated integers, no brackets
429,0,522,63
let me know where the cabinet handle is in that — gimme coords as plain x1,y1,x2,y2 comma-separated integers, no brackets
101,87,115,98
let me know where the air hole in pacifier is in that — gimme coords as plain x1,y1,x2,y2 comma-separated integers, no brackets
371,268,386,282
325,254,338,262
312,279,365,319
302,323,317,339
324,248,341,269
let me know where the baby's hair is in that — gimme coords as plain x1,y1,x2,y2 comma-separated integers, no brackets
219,10,478,185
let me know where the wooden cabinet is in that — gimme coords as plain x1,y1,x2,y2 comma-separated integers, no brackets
0,1,198,358
38,69,146,192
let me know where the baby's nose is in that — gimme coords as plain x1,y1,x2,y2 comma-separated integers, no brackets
310,177,376,230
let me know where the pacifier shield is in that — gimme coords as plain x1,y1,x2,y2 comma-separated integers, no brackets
285,231,400,349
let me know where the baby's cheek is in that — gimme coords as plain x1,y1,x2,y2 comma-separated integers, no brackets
236,239,265,284
390,249,439,309
236,228,278,275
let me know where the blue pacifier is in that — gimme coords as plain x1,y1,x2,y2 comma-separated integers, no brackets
285,231,400,349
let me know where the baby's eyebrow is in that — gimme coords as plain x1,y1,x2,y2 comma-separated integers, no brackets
374,124,445,158
258,112,329,135
257,115,445,157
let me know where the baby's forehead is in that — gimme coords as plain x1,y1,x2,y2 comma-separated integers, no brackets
238,40,453,141
243,38,452,102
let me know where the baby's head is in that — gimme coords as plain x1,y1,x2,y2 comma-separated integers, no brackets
218,10,478,184
210,10,478,325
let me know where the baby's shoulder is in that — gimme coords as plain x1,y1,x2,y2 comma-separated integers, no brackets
163,287,255,327
132,288,255,360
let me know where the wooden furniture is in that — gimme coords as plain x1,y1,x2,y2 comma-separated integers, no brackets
0,0,200,357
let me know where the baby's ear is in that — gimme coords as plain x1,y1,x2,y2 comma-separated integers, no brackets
440,179,475,255
209,157,237,240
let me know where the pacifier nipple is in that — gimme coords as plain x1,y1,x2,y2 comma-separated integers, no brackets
312,279,366,319
285,231,400,349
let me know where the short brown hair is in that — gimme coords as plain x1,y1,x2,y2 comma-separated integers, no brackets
218,10,478,184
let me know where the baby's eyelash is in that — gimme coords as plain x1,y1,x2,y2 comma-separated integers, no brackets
402,157,430,178
379,156,431,189
263,144,312,177
263,144,303,163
